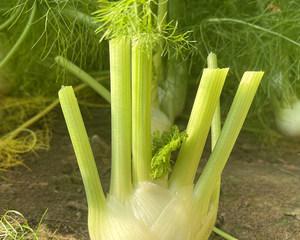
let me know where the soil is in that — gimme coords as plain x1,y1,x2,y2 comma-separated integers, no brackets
1,107,300,240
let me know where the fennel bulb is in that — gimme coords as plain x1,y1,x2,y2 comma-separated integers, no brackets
59,69,263,240
92,182,218,240
59,2,263,240
276,100,300,137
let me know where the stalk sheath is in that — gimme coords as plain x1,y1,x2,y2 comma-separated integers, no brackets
132,40,152,183
208,52,221,149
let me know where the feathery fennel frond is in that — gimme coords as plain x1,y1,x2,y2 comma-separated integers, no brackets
151,126,187,180
0,0,107,100
0,0,104,95
94,0,192,54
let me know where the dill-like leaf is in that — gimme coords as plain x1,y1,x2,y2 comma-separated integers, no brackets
94,0,192,55
151,126,187,179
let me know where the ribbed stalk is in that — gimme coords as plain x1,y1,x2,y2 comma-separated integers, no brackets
55,56,111,103
208,52,221,212
59,86,106,211
132,39,152,183
211,97,221,148
170,68,229,189
109,37,132,200
194,71,264,199
207,52,230,240
208,52,221,149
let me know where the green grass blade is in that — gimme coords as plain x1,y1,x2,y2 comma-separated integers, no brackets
213,227,238,240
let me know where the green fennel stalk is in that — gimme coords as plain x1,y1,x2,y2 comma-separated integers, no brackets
132,39,153,184
170,67,229,188
109,37,132,200
195,71,264,199
208,52,237,240
208,52,221,149
59,87,106,239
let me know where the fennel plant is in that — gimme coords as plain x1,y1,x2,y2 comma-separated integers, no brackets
59,1,264,239
187,0,300,138
0,0,105,96
0,0,107,168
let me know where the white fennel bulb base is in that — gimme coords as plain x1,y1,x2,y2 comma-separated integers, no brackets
92,182,215,240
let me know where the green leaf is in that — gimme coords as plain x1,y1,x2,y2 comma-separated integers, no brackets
151,126,187,180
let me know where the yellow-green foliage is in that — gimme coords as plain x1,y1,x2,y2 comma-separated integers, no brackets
0,97,51,169
0,129,49,170
0,97,50,169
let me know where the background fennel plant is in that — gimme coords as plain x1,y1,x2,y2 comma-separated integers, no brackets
187,0,300,138
59,56,263,240
0,0,108,168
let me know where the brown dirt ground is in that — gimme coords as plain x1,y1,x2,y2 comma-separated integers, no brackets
1,107,300,240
